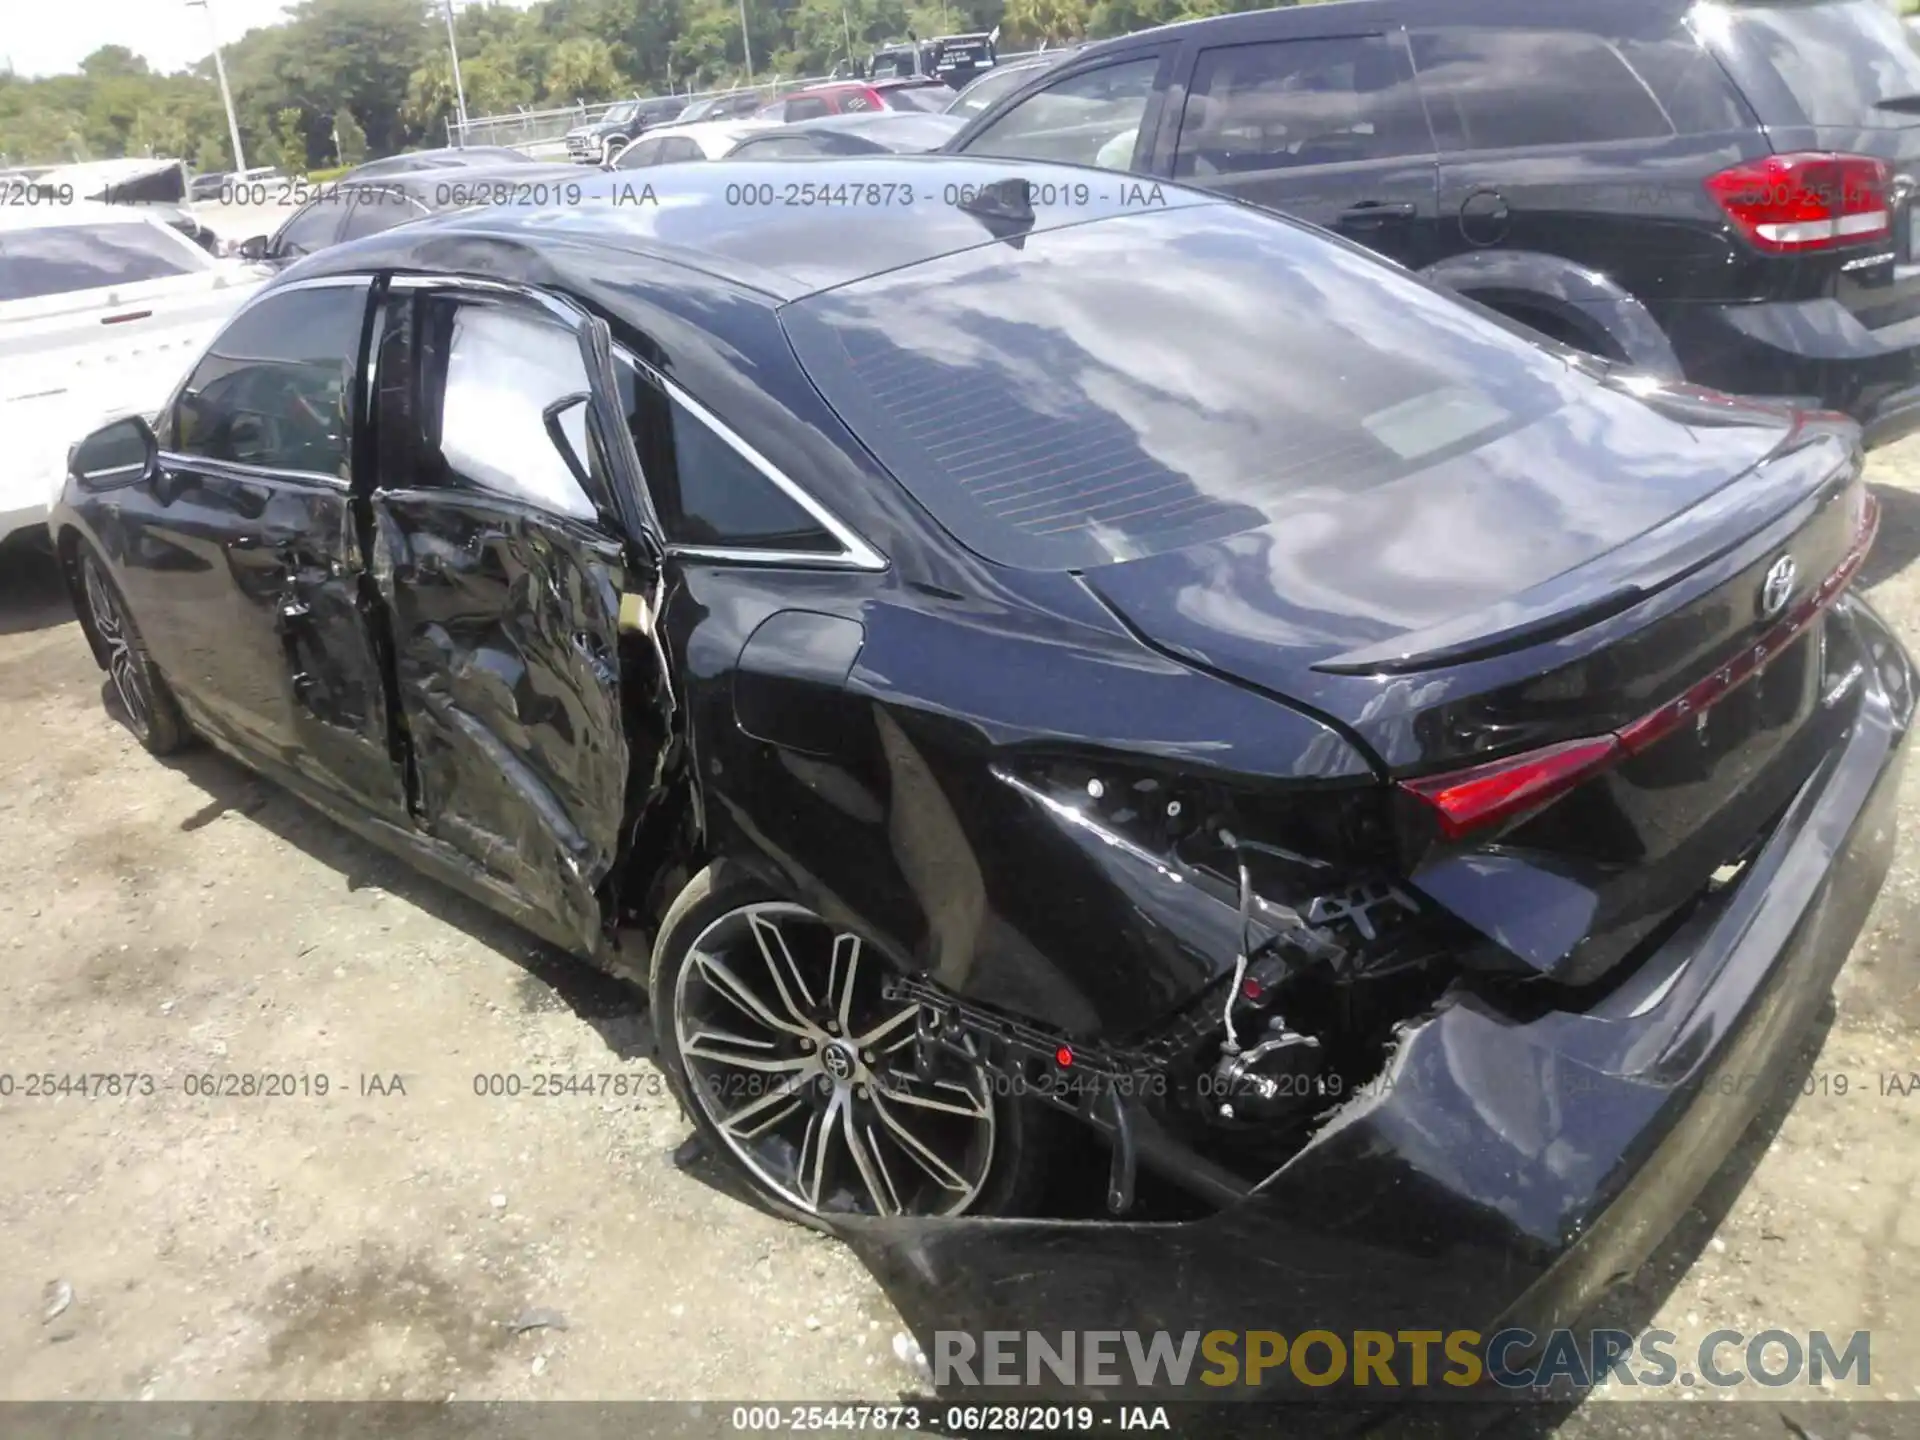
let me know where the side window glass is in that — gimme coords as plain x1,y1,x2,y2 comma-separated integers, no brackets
273,201,343,257
1410,28,1676,151
616,360,840,553
733,137,822,158
422,297,599,521
172,281,367,476
616,137,664,169
952,65,1027,119
1174,36,1432,179
659,137,702,163
788,96,833,120
338,188,419,242
961,55,1160,170
1615,31,1751,136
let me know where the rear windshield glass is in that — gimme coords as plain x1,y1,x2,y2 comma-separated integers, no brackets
0,221,205,301
782,205,1577,571
1726,0,1920,126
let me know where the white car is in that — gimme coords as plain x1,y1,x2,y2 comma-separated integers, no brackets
608,119,772,169
1,202,268,546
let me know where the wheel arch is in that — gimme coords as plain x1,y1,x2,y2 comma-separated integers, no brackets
55,524,110,671
1420,249,1684,380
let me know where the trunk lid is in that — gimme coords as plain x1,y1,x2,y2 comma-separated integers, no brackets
1083,391,1872,987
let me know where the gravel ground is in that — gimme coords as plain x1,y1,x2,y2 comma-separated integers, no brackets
1,431,1918,1434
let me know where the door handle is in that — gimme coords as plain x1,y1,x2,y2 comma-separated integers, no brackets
1338,201,1418,227
154,466,197,506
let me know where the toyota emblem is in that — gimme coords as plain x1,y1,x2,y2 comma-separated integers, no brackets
1760,555,1797,620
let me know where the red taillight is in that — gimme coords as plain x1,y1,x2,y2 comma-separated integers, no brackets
1398,493,1882,844
1398,735,1622,843
1704,152,1891,254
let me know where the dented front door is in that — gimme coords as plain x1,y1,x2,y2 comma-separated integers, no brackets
363,282,658,954
126,276,409,823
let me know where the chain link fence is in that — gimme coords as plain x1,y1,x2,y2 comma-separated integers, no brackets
447,78,821,153
449,49,1050,155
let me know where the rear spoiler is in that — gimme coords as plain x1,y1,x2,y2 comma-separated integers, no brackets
1314,413,1859,676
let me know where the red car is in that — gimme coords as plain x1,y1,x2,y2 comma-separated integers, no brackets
753,77,953,122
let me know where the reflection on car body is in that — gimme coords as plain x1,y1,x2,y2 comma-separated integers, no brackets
48,157,1915,1389
947,0,1920,449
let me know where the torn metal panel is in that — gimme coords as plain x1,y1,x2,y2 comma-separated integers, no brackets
370,491,630,954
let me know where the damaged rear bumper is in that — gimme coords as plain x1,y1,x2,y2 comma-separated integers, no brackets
832,597,1914,1398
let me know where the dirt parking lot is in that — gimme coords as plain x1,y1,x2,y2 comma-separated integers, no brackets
2,431,1920,1437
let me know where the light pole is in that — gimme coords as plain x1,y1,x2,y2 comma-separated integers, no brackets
185,0,245,173
738,0,754,84
442,0,471,144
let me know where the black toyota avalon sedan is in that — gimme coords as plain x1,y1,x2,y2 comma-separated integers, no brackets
50,157,1911,1373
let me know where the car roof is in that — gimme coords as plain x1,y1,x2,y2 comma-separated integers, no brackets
738,111,966,148
0,198,171,232
344,146,528,179
1075,0,1690,48
277,155,1217,303
36,157,185,189
347,161,585,203
637,118,768,144
757,110,961,134
785,80,877,97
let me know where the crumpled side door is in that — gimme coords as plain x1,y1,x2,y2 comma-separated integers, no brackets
364,279,667,956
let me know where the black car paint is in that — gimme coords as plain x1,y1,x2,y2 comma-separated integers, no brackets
946,0,1920,446
849,614,1908,1387
252,163,588,269
51,157,1913,1368
341,147,532,182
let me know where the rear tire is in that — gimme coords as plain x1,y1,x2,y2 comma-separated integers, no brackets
77,545,189,756
649,863,1051,1222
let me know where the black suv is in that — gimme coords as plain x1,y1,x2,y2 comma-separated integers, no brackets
949,0,1920,447
564,96,690,165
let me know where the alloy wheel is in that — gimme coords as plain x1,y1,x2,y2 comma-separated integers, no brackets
83,558,151,736
673,902,996,1217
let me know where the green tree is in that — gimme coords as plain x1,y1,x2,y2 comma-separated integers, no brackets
404,48,460,136
333,107,368,165
79,45,152,80
465,49,537,113
275,105,309,171
1002,0,1087,44
546,36,620,100
189,129,232,173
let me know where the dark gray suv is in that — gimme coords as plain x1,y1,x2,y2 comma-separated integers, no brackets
949,0,1920,448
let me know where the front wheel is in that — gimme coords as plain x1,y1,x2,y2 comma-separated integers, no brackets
649,865,1046,1220
77,546,189,755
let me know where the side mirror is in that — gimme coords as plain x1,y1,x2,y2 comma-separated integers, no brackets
69,415,159,490
238,234,269,261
